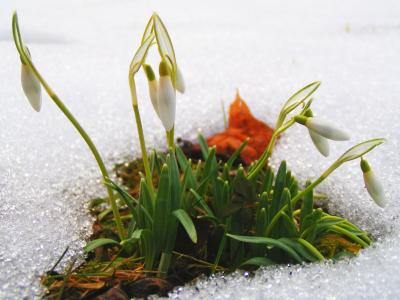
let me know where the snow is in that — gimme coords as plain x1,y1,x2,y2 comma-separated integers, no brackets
1,0,400,299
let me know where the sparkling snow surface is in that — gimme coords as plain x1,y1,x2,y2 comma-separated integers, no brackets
1,0,400,299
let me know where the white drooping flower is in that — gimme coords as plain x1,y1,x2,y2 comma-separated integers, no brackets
295,116,350,141
143,64,160,117
360,158,386,208
175,65,185,93
157,60,176,131
308,129,330,157
304,109,329,157
21,50,41,112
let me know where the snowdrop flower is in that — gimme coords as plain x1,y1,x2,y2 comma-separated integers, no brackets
360,158,386,208
308,130,330,157
21,48,41,112
304,109,329,157
175,65,185,93
295,116,350,141
143,64,160,117
157,60,176,131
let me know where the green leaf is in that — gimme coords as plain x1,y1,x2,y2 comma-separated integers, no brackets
198,133,210,159
227,234,303,263
153,164,170,249
173,209,197,243
167,150,181,210
300,180,313,231
106,179,153,226
190,188,216,219
270,161,287,220
281,212,298,237
121,229,143,246
262,166,274,196
227,139,249,169
84,238,120,253
240,257,276,267
336,138,385,164
175,145,189,171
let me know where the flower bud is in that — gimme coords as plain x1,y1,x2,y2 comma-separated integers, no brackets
143,64,159,116
295,116,350,141
21,49,41,112
157,60,176,131
360,158,386,207
175,65,185,93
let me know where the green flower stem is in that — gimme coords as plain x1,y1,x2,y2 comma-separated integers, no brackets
129,76,154,195
12,13,125,240
166,127,175,149
247,119,295,180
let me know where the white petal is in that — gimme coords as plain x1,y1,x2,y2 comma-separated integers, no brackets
306,117,350,141
308,129,330,157
148,80,159,116
364,170,386,208
175,65,185,93
157,76,176,131
21,64,41,112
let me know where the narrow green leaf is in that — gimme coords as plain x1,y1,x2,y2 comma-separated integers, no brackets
198,133,209,159
227,139,249,169
167,149,181,210
262,166,274,196
121,229,143,246
153,165,170,249
84,238,120,253
270,161,287,220
175,145,189,171
97,208,113,221
173,209,197,243
227,234,303,263
240,257,276,267
300,180,313,231
190,188,216,219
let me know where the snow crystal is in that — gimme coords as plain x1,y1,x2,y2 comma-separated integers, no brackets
1,0,399,299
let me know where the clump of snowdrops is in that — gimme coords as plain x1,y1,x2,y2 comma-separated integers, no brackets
12,11,386,278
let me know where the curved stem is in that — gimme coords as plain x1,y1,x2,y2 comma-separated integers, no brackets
15,53,125,240
129,76,154,195
247,119,295,180
12,12,125,240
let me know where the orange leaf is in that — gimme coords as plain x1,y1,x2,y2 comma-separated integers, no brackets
207,92,274,165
